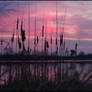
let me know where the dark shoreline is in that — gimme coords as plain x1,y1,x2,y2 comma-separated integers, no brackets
0,54,92,62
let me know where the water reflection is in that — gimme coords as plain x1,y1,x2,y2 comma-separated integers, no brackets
0,61,92,85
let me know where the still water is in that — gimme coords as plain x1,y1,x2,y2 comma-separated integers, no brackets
0,60,92,85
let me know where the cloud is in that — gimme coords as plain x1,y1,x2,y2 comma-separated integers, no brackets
79,20,92,29
0,30,9,33
0,1,92,54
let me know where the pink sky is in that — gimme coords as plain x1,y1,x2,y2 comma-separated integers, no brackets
0,1,92,54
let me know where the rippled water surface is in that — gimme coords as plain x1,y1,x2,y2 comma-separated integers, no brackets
0,60,92,85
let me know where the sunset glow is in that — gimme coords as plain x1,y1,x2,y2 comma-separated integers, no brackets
0,1,92,54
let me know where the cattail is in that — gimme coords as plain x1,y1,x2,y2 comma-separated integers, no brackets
37,36,39,44
60,34,63,46
46,41,49,48
16,17,19,30
56,37,57,45
18,36,21,49
21,19,26,42
11,33,14,43
42,25,44,37
75,42,78,50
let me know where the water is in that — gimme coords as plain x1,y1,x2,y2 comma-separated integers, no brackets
0,60,92,85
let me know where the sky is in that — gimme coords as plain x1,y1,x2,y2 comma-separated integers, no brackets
0,1,92,54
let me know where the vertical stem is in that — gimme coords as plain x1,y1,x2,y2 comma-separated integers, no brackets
51,35,52,56
56,1,58,57
42,37,43,55
28,1,30,53
16,31,17,54
51,44,52,56
34,17,36,55
1,43,2,55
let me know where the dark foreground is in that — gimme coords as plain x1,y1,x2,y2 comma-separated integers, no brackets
1,54,92,61
0,61,92,91
0,78,92,91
